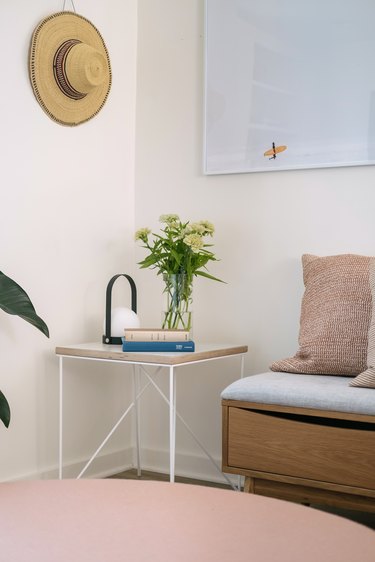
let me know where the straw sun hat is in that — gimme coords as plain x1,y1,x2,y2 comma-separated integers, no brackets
29,11,111,126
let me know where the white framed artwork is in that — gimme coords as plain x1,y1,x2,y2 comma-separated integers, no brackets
204,0,375,174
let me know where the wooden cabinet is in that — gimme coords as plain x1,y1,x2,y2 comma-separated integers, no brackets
222,400,375,512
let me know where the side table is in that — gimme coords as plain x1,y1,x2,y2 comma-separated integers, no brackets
55,342,247,486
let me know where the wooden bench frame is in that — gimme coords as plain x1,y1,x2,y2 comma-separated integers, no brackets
222,399,375,512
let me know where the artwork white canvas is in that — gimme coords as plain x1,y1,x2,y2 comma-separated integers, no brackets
204,0,375,174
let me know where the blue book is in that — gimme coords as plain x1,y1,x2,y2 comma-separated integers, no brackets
121,339,195,352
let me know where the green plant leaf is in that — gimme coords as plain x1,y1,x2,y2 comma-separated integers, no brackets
0,271,49,337
195,270,226,283
0,391,10,428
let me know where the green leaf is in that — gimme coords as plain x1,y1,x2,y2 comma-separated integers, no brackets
195,270,226,283
0,391,10,428
0,271,50,429
0,271,49,337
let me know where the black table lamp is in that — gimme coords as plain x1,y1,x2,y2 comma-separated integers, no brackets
102,274,138,345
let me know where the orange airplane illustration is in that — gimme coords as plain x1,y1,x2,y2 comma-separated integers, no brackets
264,142,287,160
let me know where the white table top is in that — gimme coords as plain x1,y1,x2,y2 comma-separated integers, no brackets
55,342,248,365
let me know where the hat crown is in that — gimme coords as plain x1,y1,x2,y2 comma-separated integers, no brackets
53,39,108,99
66,43,107,93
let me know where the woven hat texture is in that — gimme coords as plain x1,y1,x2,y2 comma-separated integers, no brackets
29,11,111,126
271,254,372,376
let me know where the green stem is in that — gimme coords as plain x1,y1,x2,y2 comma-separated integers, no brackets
162,274,192,331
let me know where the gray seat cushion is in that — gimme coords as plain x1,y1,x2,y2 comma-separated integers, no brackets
221,372,375,416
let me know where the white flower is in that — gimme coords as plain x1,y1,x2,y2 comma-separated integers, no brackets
198,220,215,236
135,228,151,242
159,214,180,225
185,222,205,235
183,233,204,253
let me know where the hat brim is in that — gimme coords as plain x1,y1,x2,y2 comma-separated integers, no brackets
29,11,112,126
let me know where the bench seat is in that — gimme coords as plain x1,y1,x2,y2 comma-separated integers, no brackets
221,372,375,416
221,372,375,512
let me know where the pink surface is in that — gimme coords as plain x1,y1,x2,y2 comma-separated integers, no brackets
0,479,374,561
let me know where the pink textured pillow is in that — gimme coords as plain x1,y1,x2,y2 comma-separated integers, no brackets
271,254,372,376
350,259,375,388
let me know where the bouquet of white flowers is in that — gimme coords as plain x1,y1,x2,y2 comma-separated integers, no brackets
135,214,223,330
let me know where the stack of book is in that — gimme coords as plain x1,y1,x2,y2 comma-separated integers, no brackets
122,328,195,352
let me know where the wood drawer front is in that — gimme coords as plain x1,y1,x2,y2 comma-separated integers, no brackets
227,407,375,489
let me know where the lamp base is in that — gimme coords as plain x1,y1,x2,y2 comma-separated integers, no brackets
102,335,123,345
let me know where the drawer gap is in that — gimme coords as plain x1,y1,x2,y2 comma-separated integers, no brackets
240,408,375,431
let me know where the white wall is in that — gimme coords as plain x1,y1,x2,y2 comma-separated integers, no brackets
3,0,375,484
1,1,137,480
134,0,375,480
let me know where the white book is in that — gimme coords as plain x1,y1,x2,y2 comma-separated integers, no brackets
123,328,190,342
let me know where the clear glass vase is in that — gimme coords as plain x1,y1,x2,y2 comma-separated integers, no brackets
162,273,193,332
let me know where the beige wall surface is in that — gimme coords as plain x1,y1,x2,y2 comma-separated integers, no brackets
134,0,375,480
0,0,137,480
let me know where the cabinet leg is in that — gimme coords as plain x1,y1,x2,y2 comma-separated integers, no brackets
244,477,255,493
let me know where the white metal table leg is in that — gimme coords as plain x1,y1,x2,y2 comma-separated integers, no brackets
133,366,141,476
237,354,245,491
59,356,63,480
240,354,245,379
142,369,236,489
169,366,176,482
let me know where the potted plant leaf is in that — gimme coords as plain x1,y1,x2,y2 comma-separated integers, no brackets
0,271,49,428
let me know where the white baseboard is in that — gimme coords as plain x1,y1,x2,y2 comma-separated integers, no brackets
2,448,134,482
4,446,238,488
129,446,238,487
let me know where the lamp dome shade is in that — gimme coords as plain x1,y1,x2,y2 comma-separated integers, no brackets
104,306,140,337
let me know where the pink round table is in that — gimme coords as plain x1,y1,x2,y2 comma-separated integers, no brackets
0,479,374,561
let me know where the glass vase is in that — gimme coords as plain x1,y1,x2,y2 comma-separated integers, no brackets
162,273,193,332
